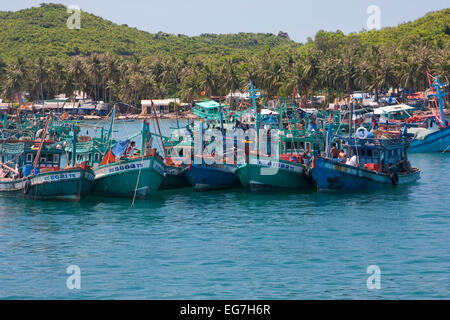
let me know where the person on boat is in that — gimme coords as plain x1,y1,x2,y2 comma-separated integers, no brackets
330,144,340,159
303,144,312,166
308,115,318,131
346,154,358,166
338,150,347,162
126,141,137,157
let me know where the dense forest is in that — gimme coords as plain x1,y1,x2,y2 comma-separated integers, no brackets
0,3,449,106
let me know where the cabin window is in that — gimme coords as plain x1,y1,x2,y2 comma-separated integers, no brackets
47,154,53,162
94,153,100,162
373,150,379,158
27,153,33,162
54,154,59,164
361,149,366,156
305,142,311,150
367,149,372,157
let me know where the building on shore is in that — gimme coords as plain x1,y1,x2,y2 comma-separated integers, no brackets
0,101,12,115
141,98,189,115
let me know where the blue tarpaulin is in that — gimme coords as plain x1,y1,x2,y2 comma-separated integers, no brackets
111,140,130,157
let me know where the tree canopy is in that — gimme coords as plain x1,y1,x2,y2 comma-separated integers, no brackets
0,3,448,106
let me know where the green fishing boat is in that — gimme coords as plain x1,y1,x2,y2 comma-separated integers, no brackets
0,115,95,201
235,83,322,190
235,132,318,190
92,114,165,198
93,154,165,198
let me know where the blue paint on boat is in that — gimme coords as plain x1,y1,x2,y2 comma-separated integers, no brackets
182,163,241,191
409,124,450,153
312,157,420,191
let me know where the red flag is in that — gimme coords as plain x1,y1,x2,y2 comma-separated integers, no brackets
100,150,115,165
201,90,206,96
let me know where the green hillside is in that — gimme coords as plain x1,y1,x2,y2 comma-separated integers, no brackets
358,8,450,48
0,3,448,106
0,3,297,60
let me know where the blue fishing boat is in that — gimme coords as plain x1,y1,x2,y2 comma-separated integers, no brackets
373,74,449,153
312,133,420,191
409,125,450,153
182,99,241,191
408,75,449,153
183,160,240,191
312,103,420,191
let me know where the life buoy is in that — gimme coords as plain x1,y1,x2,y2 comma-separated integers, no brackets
390,171,399,186
356,127,369,139
23,179,31,195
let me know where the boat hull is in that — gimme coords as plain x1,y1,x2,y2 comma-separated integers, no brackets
0,168,95,201
312,157,420,191
93,156,164,198
409,126,450,153
236,156,310,190
158,165,190,190
182,163,240,191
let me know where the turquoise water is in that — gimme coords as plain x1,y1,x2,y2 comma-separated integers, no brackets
0,120,449,299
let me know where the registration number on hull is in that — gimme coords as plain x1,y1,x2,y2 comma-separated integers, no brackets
108,163,143,173
44,173,78,182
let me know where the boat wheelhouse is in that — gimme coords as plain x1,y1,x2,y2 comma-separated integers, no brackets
374,104,415,124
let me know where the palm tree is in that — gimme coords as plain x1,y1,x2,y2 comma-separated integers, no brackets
2,58,26,102
87,53,102,101
68,56,87,100
100,53,119,103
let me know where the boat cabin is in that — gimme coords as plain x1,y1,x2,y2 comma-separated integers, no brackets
193,101,229,121
340,135,409,172
374,104,414,123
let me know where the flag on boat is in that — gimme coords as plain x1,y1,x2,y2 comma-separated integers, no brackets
100,150,115,165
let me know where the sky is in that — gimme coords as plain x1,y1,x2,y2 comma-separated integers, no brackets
2,0,449,43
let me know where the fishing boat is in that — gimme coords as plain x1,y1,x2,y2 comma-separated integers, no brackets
0,115,94,201
235,83,319,190
146,103,191,191
311,103,420,191
182,121,241,191
182,99,242,191
92,116,165,198
183,161,240,191
408,75,449,153
158,131,191,190
372,74,449,153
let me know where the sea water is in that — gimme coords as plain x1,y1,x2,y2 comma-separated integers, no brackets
0,120,448,299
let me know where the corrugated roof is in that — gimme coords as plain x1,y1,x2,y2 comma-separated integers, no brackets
373,104,415,114
196,100,220,108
